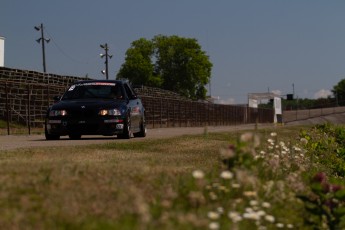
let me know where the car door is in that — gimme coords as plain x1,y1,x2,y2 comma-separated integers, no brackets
123,83,141,131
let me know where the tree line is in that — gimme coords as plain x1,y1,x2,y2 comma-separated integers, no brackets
116,35,212,100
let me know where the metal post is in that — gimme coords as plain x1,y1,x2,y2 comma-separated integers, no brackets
100,43,112,80
35,23,50,73
5,82,9,135
27,84,31,135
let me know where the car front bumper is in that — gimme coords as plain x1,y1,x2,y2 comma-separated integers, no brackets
46,117,126,136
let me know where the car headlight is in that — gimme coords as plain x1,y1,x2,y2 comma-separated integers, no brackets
49,110,67,117
99,109,121,116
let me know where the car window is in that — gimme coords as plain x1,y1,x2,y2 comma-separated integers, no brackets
124,83,136,99
61,82,123,100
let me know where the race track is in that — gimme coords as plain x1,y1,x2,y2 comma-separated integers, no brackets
0,124,272,151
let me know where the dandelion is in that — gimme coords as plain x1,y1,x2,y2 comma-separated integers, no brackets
209,222,219,230
265,215,275,223
220,170,233,179
208,211,220,220
192,170,204,179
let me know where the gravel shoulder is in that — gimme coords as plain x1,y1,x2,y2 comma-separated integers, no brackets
0,124,274,151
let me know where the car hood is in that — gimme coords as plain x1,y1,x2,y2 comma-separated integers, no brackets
50,99,126,111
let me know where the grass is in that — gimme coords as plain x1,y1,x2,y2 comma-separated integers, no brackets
0,124,345,229
0,120,43,135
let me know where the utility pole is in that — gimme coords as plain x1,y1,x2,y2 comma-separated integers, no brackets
100,43,113,80
34,23,50,73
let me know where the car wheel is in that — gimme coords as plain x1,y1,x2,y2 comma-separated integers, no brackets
45,123,60,140
133,119,146,138
118,114,131,139
69,134,82,140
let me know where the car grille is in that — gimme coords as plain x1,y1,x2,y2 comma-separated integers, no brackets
69,108,98,119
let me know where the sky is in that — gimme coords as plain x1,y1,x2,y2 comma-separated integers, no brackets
1,0,345,104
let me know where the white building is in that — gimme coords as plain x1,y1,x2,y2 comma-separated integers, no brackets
0,36,4,67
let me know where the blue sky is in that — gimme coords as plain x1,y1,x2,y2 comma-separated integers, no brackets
1,1,345,104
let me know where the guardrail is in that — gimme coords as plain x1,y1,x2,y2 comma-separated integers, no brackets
282,106,345,123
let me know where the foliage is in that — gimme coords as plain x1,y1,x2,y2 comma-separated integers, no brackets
333,79,345,106
117,35,213,100
297,172,345,230
2,124,345,229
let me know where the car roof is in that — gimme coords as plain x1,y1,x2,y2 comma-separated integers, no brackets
74,79,128,84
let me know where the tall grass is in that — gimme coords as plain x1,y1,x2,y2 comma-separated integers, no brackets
0,125,344,229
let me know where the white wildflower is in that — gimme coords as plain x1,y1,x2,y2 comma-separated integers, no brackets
192,170,204,179
232,183,240,188
243,212,260,220
208,211,220,220
267,139,274,144
209,222,219,230
270,132,277,137
294,146,302,152
276,223,284,228
220,170,233,180
287,224,294,228
245,207,254,213
262,202,271,208
250,200,259,206
257,210,266,217
300,138,308,145
244,191,257,197
217,207,224,214
265,215,275,223
228,211,243,223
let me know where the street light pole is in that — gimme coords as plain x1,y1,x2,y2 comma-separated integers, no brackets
34,23,50,73
100,43,113,80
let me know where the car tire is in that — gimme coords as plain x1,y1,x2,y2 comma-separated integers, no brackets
118,114,131,139
45,123,60,140
133,119,146,138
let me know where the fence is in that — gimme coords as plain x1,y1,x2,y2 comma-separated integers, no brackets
0,81,274,135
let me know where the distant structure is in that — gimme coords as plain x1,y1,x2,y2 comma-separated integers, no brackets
0,36,4,67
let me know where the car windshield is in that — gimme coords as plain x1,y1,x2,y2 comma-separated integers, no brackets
61,82,124,100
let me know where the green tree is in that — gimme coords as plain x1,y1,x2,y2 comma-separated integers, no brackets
333,79,345,106
117,38,161,86
117,35,212,100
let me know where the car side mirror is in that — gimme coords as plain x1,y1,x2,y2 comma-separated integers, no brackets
53,96,61,102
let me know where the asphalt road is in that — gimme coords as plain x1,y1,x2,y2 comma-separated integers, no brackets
0,124,274,151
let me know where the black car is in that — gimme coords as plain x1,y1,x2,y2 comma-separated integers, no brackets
45,80,146,140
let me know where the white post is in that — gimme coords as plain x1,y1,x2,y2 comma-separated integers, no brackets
0,36,4,67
